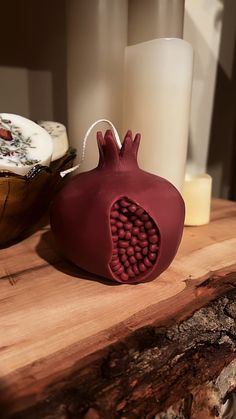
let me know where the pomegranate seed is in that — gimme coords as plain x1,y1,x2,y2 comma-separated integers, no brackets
144,257,152,267
132,227,139,235
118,229,125,238
119,214,128,222
139,263,146,272
149,244,158,252
113,263,123,272
129,256,136,264
140,240,148,248
127,267,135,277
116,266,124,275
125,231,131,240
120,272,129,281
121,254,127,262
138,232,147,240
149,235,158,244
127,247,134,256
124,222,132,230
147,228,157,236
144,221,152,229
140,214,149,221
131,237,138,246
136,208,144,216
111,210,119,218
133,265,140,275
120,199,129,207
142,247,148,255
119,240,129,248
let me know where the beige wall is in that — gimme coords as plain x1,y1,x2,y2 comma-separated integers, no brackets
0,67,53,120
0,67,30,117
0,0,66,124
207,0,236,198
0,0,234,198
184,0,236,197
183,0,224,175
128,0,184,44
66,0,128,171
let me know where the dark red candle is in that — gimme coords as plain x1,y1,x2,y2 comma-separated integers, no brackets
50,130,185,284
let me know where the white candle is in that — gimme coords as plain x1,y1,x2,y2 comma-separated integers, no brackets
37,121,69,161
0,113,53,176
183,173,212,226
123,38,193,191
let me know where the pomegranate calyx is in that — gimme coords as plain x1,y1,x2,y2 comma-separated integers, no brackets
97,130,141,171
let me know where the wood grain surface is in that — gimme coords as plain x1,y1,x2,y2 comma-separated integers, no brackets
0,198,236,418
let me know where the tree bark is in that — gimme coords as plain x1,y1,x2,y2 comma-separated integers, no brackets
9,280,236,419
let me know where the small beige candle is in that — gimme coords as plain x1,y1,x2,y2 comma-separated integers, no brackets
183,173,212,226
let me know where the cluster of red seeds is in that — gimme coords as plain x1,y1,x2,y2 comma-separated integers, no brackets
109,197,160,281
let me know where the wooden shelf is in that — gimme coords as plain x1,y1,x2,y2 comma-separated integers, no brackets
1,199,236,418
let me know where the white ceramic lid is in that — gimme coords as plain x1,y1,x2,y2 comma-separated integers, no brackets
0,113,53,176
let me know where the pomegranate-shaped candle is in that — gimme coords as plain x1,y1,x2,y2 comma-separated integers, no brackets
50,129,185,284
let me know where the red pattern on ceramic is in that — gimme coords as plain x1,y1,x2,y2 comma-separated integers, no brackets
50,130,185,283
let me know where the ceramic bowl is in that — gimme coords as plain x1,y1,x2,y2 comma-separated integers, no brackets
0,148,76,247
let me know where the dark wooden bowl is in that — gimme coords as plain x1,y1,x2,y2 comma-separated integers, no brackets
0,148,76,247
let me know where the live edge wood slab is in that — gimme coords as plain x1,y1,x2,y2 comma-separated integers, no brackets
1,199,236,419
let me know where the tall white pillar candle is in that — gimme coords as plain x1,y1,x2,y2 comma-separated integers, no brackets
183,173,212,226
123,38,193,191
67,0,128,172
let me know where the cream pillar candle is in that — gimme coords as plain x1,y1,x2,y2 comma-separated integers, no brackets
67,0,128,172
183,173,212,226
0,113,53,176
123,38,193,191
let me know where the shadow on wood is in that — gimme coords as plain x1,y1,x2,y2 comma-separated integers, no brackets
35,230,120,287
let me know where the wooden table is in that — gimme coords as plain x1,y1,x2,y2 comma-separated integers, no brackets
1,199,236,419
